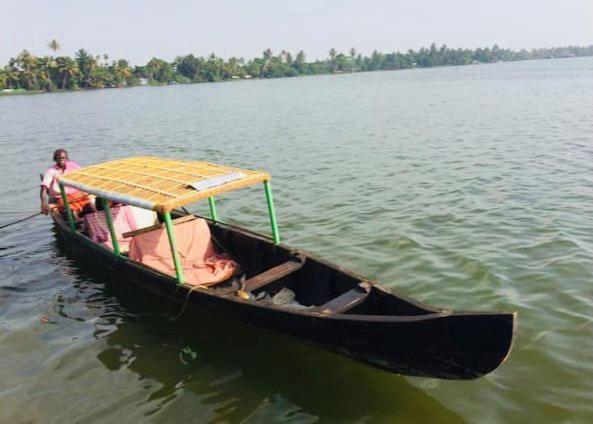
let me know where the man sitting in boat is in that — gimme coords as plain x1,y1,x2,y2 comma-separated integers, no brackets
40,149,91,216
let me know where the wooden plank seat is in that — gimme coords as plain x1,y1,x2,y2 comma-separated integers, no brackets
242,260,304,293
319,285,370,314
122,214,195,238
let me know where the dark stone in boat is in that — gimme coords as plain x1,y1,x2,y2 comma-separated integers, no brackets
51,211,515,380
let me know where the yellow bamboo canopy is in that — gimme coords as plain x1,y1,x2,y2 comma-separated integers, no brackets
59,156,271,213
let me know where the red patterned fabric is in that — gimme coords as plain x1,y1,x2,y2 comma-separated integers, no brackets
56,192,91,214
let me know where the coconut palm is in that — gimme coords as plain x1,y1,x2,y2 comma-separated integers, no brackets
86,58,100,87
75,49,98,88
16,50,38,89
328,48,337,72
146,58,163,81
41,40,61,90
113,59,132,86
3,64,19,89
48,39,60,53
226,57,243,78
279,50,288,63
56,56,78,89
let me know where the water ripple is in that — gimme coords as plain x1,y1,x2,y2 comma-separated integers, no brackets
1,57,592,422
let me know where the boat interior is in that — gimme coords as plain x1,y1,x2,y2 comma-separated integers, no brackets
206,217,436,317
66,207,435,317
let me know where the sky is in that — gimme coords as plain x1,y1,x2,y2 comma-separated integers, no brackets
3,0,593,65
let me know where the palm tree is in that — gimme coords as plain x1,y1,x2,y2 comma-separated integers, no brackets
113,59,132,86
349,48,357,72
56,57,78,89
280,50,288,63
48,39,60,53
147,58,163,81
85,57,99,87
259,59,271,78
4,64,19,89
294,50,306,73
42,40,60,91
328,48,337,72
75,49,97,88
16,50,38,89
226,57,243,78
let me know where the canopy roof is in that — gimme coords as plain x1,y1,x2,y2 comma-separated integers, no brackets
59,157,271,213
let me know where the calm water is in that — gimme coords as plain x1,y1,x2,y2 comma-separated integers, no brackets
1,57,592,423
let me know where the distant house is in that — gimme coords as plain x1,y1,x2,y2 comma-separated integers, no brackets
243,74,253,79
558,51,576,58
139,78,149,86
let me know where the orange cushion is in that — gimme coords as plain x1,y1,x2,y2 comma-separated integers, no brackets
129,218,239,286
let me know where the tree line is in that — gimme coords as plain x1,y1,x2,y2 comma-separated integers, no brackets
1,40,592,92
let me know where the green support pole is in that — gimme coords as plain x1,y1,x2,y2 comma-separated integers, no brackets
263,180,281,244
208,197,219,222
163,211,186,284
102,199,121,256
59,183,76,231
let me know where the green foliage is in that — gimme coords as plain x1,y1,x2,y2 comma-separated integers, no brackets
173,74,192,84
2,42,592,92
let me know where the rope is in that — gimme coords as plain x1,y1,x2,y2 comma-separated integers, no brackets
0,212,41,230
0,211,39,214
171,285,202,321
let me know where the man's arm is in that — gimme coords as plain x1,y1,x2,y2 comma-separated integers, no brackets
40,186,49,214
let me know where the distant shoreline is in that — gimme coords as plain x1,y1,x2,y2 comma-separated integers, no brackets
2,43,592,97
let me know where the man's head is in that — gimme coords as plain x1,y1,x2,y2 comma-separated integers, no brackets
53,148,68,169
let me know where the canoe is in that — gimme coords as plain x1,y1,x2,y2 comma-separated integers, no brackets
51,157,516,380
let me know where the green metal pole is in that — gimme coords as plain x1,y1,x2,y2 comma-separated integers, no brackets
208,197,219,222
163,211,185,284
59,183,76,231
102,199,121,256
263,180,280,244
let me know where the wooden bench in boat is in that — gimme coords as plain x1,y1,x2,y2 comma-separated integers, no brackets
242,259,304,293
122,215,195,238
319,284,370,314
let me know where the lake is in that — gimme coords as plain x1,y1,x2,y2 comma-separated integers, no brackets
1,57,592,423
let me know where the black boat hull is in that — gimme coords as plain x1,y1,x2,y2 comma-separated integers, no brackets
52,213,515,380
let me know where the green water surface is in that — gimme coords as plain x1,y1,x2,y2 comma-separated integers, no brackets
1,57,592,423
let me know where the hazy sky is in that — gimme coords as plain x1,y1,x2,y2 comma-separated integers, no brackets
3,0,592,65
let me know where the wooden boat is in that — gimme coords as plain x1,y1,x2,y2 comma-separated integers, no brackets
51,157,515,380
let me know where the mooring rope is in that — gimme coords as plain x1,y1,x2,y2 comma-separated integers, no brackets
0,212,41,230
172,285,203,321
